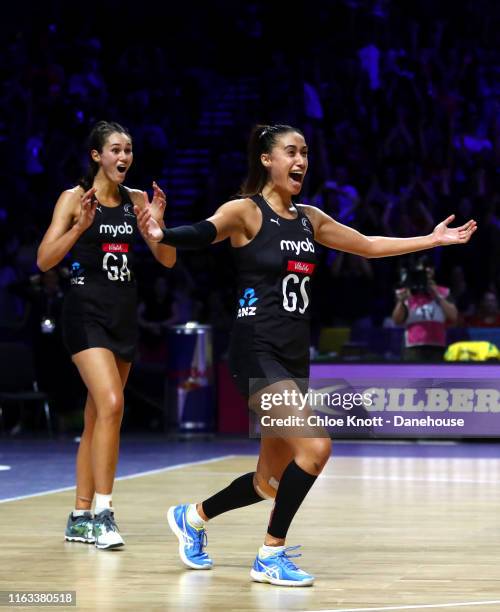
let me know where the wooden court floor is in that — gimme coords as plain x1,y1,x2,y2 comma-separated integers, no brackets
1,453,500,611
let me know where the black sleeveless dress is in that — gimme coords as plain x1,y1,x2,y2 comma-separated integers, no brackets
61,185,138,362
228,194,317,397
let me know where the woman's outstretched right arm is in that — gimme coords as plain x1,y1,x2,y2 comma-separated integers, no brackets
135,199,249,248
37,187,97,271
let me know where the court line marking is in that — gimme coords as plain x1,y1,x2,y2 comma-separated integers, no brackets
320,474,500,484
310,599,500,611
177,469,500,485
3,453,499,503
0,454,237,504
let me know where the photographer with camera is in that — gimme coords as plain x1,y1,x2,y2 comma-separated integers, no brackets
392,256,458,361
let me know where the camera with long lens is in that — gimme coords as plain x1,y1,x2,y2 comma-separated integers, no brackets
399,265,429,295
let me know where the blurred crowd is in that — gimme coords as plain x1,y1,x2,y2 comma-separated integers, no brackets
2,0,500,375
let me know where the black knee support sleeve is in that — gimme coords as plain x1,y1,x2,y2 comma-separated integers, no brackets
267,460,317,539
202,471,264,519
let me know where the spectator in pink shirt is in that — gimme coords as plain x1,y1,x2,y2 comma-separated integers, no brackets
392,257,458,361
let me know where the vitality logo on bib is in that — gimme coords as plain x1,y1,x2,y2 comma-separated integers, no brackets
237,288,258,318
102,243,129,253
287,260,316,275
99,222,133,237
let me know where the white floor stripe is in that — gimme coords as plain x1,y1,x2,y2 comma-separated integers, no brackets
310,600,500,611
158,469,500,485
0,454,236,504
319,474,500,484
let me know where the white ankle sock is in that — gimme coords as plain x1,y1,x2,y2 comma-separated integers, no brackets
260,544,285,558
186,504,206,529
72,509,91,517
95,493,113,515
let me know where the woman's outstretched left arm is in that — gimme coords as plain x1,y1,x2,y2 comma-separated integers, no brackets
302,205,477,258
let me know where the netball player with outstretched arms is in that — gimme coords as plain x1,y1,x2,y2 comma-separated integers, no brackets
138,124,476,585
37,121,176,549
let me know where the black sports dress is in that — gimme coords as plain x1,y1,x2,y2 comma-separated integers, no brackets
228,194,317,398
62,185,138,362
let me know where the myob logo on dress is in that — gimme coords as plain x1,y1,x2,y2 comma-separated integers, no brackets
99,222,133,237
280,237,315,255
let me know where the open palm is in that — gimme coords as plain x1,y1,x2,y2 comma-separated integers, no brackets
76,187,98,232
432,215,477,246
136,202,163,242
149,181,166,223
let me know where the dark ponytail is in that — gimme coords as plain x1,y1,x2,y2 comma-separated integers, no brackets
239,124,303,196
78,120,131,190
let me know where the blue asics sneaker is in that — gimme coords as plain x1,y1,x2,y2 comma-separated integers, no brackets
167,504,213,570
250,545,315,587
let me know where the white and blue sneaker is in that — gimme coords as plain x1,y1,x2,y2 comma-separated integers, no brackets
93,509,124,550
250,545,315,587
167,504,213,570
